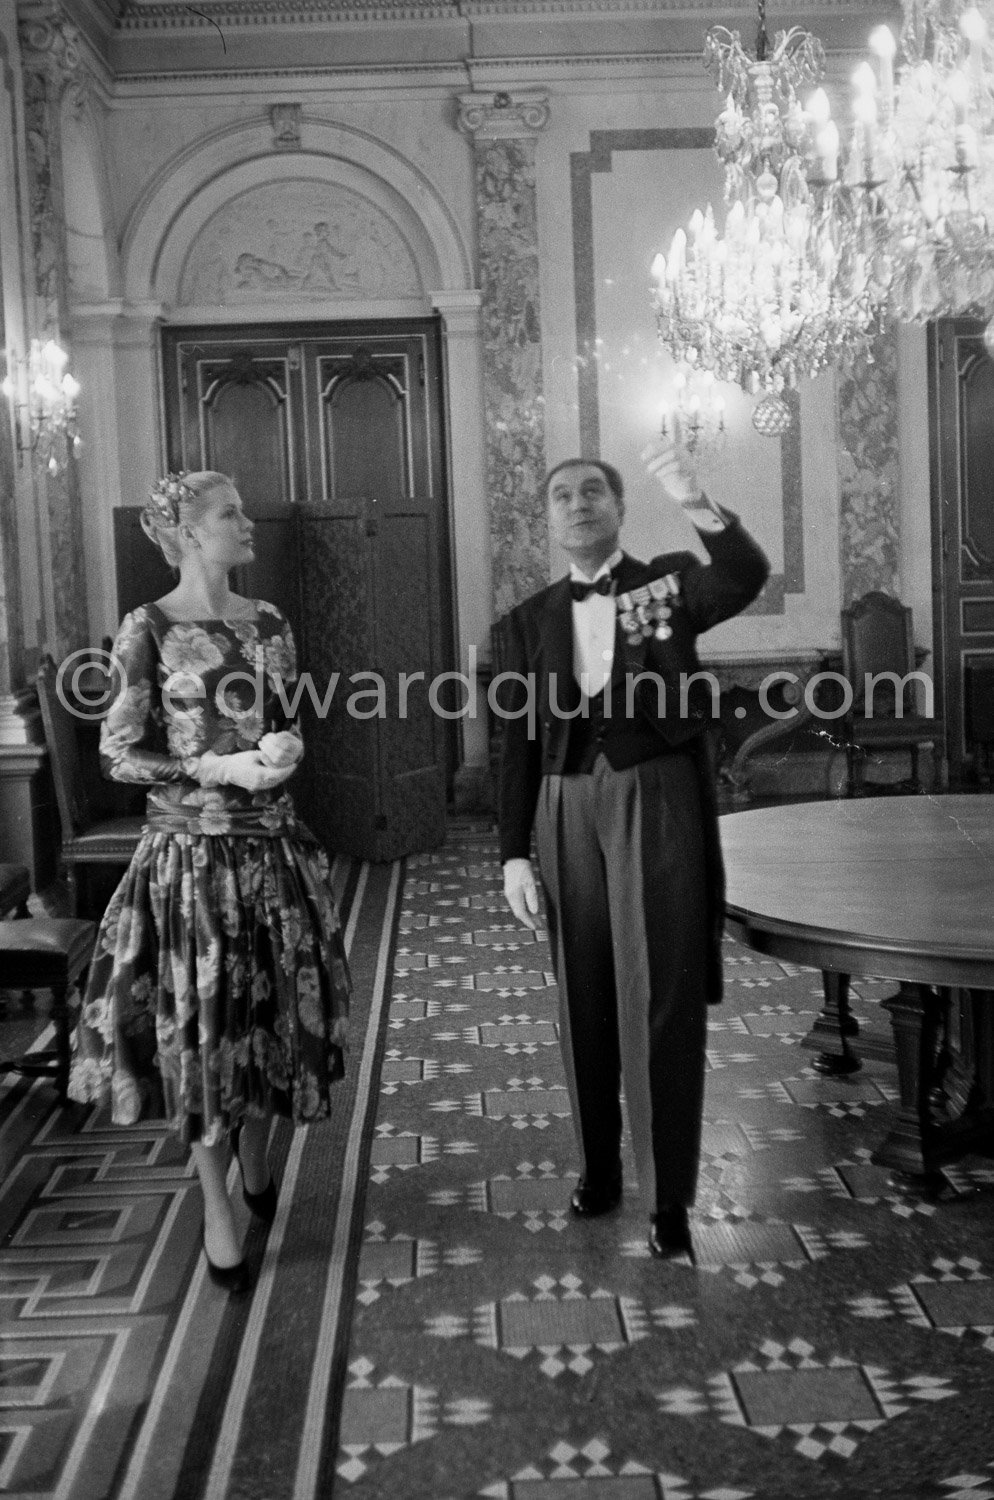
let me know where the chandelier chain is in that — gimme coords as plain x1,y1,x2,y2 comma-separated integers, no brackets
756,0,768,63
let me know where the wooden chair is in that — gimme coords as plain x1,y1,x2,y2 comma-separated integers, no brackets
35,655,144,914
840,591,945,796
0,918,95,1101
0,866,31,918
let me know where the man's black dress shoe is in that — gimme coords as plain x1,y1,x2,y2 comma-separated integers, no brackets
648,1205,695,1262
570,1174,622,1217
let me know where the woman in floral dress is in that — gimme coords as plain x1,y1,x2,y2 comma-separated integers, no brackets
69,471,351,1293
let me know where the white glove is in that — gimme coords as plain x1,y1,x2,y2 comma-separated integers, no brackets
503,857,542,931
641,437,726,531
641,435,704,506
194,750,294,793
257,730,304,769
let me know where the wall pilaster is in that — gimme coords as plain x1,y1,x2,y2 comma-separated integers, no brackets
16,0,90,659
70,301,128,645
457,90,550,619
430,289,491,794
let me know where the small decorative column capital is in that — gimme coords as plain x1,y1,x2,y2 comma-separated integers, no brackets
17,1,86,104
457,90,550,142
430,290,483,338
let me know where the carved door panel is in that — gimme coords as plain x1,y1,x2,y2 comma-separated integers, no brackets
297,334,448,860
931,320,994,780
143,321,451,860
162,334,304,642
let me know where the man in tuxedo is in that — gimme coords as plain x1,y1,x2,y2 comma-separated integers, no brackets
497,436,769,1261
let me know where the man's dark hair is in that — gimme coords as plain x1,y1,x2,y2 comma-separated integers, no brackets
542,458,624,503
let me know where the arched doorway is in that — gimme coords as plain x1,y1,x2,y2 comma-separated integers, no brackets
110,120,483,857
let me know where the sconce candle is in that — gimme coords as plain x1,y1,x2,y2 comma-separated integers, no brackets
2,338,81,474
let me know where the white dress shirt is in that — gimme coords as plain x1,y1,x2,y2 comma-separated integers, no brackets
571,547,623,697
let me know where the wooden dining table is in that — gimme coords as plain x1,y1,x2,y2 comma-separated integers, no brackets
719,795,994,1178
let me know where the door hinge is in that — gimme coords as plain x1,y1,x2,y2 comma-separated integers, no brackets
366,518,378,537
418,351,426,388
375,814,388,830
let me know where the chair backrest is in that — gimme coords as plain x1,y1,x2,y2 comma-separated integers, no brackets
36,655,93,840
840,590,918,717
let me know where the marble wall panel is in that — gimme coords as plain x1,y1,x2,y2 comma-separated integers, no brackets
474,136,548,618
837,326,901,605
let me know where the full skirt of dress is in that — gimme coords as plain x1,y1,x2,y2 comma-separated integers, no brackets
69,826,351,1143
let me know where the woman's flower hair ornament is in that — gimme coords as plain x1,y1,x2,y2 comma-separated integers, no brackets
143,472,193,530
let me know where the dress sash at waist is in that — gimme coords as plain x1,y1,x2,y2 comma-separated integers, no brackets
144,786,301,839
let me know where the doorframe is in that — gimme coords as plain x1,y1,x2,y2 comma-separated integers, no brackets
927,315,994,783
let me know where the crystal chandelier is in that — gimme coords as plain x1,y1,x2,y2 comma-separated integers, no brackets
1,338,82,474
867,2,994,335
652,0,889,435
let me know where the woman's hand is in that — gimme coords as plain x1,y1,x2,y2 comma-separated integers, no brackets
193,750,294,793
258,730,304,769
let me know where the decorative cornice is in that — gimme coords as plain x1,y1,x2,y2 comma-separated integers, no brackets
457,88,549,140
115,1,462,28
66,0,899,81
107,55,706,90
112,0,897,19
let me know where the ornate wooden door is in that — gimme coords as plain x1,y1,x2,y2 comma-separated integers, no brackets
165,335,303,639
295,335,449,861
124,320,452,859
930,319,994,782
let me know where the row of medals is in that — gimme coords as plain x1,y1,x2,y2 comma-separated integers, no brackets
616,575,680,643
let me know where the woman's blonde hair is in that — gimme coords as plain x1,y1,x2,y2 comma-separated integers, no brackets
139,470,234,567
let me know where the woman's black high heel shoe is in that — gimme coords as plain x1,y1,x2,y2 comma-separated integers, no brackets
230,1121,278,1224
202,1227,250,1295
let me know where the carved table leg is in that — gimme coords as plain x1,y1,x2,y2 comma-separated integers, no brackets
872,982,947,1178
805,971,861,1075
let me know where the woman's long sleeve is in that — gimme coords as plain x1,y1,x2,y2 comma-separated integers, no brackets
99,611,194,784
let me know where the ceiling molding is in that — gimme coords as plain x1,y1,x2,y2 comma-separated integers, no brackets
61,0,902,83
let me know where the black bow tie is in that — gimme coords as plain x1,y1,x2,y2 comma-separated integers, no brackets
570,573,615,602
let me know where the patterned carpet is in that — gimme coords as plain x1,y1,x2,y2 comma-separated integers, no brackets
2,818,994,1500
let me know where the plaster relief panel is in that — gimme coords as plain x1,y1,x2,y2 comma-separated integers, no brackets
178,181,423,305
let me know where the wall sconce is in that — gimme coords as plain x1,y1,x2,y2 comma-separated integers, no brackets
1,339,82,475
660,365,726,456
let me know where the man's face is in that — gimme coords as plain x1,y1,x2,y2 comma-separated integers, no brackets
546,463,624,561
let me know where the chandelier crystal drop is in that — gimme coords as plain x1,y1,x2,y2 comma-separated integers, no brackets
652,0,888,434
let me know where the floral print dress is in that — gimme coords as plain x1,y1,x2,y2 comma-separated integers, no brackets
68,601,351,1143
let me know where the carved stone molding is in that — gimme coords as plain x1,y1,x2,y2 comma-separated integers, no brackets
178,179,422,305
270,101,301,150
457,90,550,141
